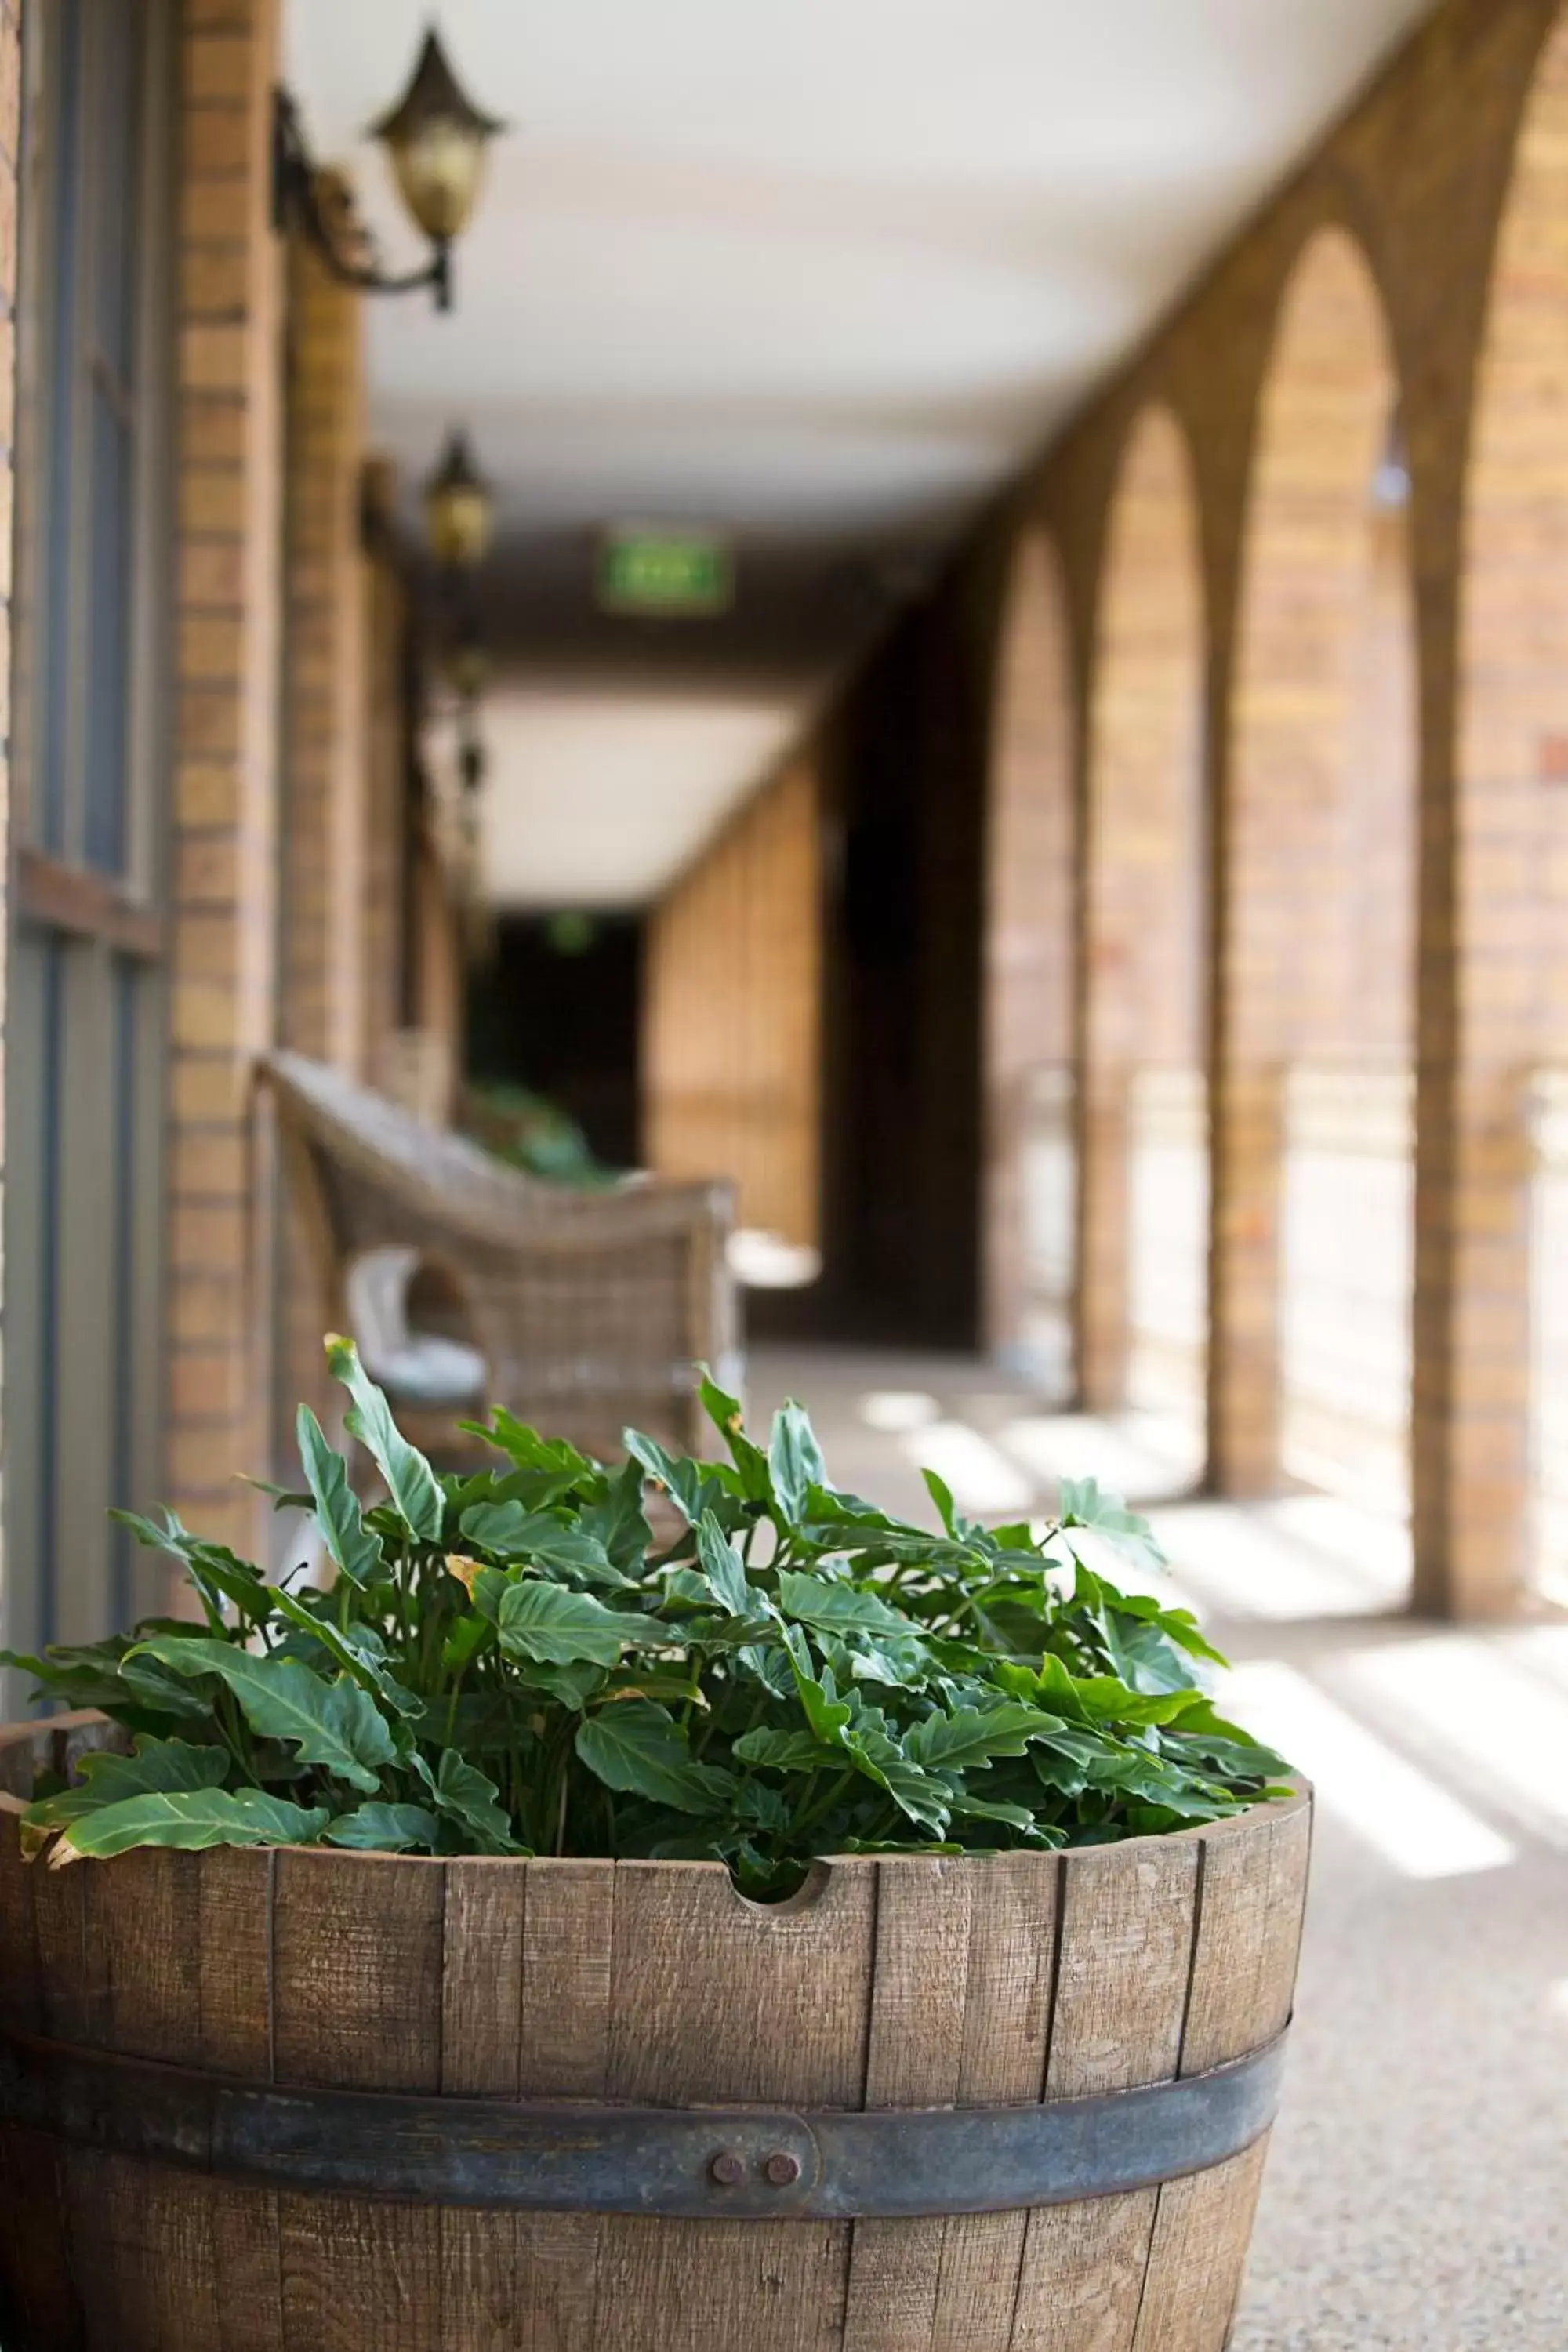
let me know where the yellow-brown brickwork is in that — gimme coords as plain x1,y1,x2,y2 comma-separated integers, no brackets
361,456,409,1085
645,760,822,1251
169,0,283,1555
276,188,372,1442
985,533,1074,1361
280,181,368,1075
1210,229,1416,1493
978,0,1568,1615
1076,407,1205,1413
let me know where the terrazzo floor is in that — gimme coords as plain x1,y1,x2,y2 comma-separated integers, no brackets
746,1345,1568,2352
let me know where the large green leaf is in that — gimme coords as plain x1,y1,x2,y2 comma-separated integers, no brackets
325,1802,441,1853
470,1410,596,1487
947,1793,1051,1835
264,1587,422,1720
842,1726,952,1835
0,1642,212,1724
575,1700,736,1816
731,1726,841,1774
1093,1606,1205,1697
776,1570,914,1641
459,1502,622,1585
326,1336,444,1542
132,1635,397,1794
1160,1700,1290,1782
1025,1654,1205,1730
413,1748,525,1854
768,1402,827,1525
922,1466,958,1537
497,1581,634,1669
579,1455,653,1576
695,1511,753,1618
296,1406,383,1586
23,1737,228,1832
1057,1477,1166,1572
510,1657,608,1709
780,1626,852,1747
622,1430,713,1526
698,1370,773,1501
903,1702,1063,1776
111,1512,272,1627
52,1788,329,1863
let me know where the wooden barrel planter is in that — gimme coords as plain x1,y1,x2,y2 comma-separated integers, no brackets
0,1715,1310,2352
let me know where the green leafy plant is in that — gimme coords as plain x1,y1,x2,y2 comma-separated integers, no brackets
465,1079,617,1186
2,1344,1290,1894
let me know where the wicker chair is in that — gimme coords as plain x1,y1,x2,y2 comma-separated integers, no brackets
262,1051,739,1461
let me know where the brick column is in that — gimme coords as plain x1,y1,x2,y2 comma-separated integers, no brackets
1414,15,1568,1618
1207,1068,1287,1490
280,179,368,1072
274,186,373,1442
1076,1072,1131,1410
985,532,1075,1369
169,0,283,1552
1078,406,1204,1417
1210,229,1399,1497
361,456,409,1085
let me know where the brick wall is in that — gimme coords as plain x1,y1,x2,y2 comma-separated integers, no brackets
644,759,822,1250
360,456,410,1085
274,183,372,1441
280,176,368,1074
1078,406,1205,1410
811,0,1567,1613
985,533,1074,1359
1210,229,1415,1492
169,0,283,1552
989,0,1568,1613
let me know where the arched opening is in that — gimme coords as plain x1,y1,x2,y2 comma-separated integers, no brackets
1081,406,1207,1483
1216,227,1417,1538
1461,16,1568,1613
984,531,1075,1392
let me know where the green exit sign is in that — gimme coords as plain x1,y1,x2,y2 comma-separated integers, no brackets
599,527,733,616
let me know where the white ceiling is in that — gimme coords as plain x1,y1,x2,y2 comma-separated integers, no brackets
469,687,795,909
286,0,1436,909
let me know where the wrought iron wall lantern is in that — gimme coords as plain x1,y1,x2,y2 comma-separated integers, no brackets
272,28,506,314
423,430,495,570
421,430,494,902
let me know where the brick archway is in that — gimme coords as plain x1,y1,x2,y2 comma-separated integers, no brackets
1212,226,1417,1516
984,532,1075,1385
1080,406,1206,1446
1446,14,1568,1613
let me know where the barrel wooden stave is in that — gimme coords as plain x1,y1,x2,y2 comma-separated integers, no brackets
0,1716,1310,2352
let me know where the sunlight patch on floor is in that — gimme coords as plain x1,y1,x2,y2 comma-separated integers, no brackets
1338,1635,1568,1847
996,1410,1201,1504
897,1420,1034,1517
1221,1660,1515,1879
1150,1498,1408,1621
857,1389,940,1434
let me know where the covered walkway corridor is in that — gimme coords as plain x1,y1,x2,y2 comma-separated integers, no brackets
3,2,1568,2348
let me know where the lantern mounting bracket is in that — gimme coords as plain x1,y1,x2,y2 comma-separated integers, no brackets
270,86,452,312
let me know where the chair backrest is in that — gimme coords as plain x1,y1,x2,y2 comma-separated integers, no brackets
259,1051,742,1456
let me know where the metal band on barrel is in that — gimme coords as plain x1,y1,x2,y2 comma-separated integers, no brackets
0,2025,1287,2220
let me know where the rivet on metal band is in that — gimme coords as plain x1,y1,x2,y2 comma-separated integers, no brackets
0,2025,1288,2221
